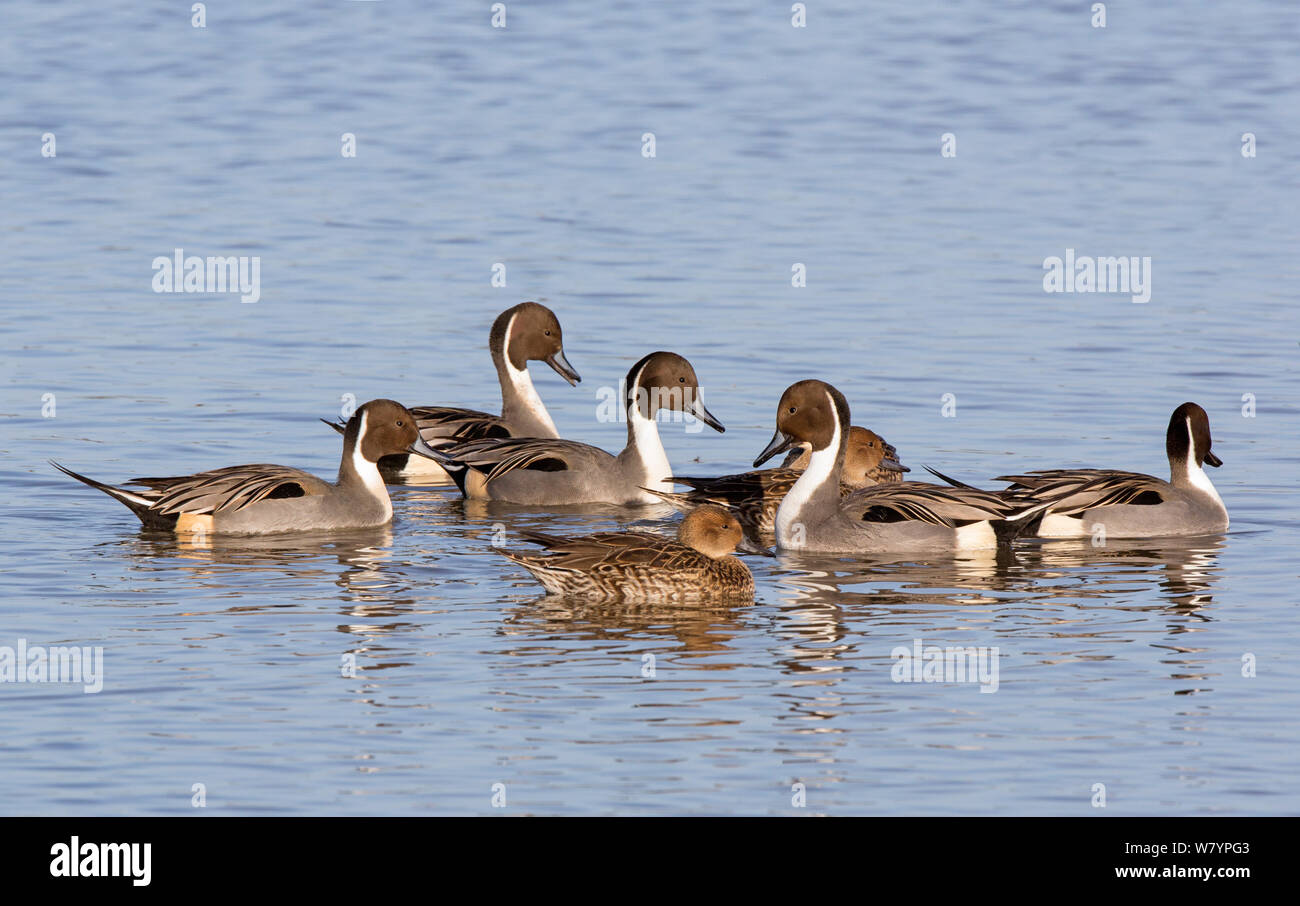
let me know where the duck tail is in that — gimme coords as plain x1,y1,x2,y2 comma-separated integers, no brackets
923,465,983,491
320,418,347,436
1004,495,1053,524
638,487,696,514
405,442,471,494
439,455,472,496
50,460,158,523
993,495,1052,542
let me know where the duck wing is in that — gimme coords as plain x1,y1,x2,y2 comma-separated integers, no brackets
674,468,799,501
136,464,332,515
435,436,606,484
842,481,1019,528
995,469,1168,515
409,406,512,442
322,406,510,444
510,529,704,571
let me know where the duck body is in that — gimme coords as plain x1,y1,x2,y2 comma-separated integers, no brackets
996,403,1228,539
658,425,908,542
432,351,724,506
754,381,1033,553
53,399,439,536
499,505,754,601
332,302,580,483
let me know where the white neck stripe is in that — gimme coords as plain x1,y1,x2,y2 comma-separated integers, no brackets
350,410,391,509
627,359,671,493
776,393,842,547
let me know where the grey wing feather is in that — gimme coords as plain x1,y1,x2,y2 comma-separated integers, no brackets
842,482,1017,528
436,437,598,483
143,464,331,515
409,406,512,443
507,530,703,572
995,469,1167,516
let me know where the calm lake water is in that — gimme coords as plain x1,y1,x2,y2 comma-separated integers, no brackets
2,1,1298,815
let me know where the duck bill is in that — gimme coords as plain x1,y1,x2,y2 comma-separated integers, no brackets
1203,451,1223,468
544,349,581,386
689,397,725,433
881,457,910,474
736,536,776,557
754,428,794,468
408,435,449,462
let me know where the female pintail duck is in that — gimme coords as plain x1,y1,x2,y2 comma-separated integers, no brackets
650,425,909,543
53,399,442,535
753,380,1039,553
326,301,580,483
990,402,1228,539
498,505,754,601
783,427,907,483
427,351,725,505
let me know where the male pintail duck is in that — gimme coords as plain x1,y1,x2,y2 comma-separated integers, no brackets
326,301,580,483
989,402,1228,539
427,351,724,505
650,425,909,543
753,380,1041,553
497,504,754,600
53,399,442,535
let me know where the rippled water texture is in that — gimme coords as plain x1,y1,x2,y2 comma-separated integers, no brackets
2,1,1297,814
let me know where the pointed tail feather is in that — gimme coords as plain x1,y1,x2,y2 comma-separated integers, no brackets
992,495,1053,543
321,418,346,436
50,460,160,522
440,456,471,495
413,445,471,495
1003,495,1054,523
923,465,983,491
638,487,697,514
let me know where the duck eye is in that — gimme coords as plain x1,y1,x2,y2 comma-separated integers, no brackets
544,329,552,336
788,406,796,414
396,420,404,427
678,376,685,383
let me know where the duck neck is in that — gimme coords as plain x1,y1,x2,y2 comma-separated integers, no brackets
1168,416,1225,511
622,397,672,495
1169,454,1226,510
492,313,557,437
776,422,845,543
497,357,557,437
337,412,392,514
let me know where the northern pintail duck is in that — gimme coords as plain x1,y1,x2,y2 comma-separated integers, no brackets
651,425,909,543
992,402,1229,539
753,380,1038,553
327,301,580,483
53,399,441,535
498,505,754,600
428,351,725,505
783,426,907,483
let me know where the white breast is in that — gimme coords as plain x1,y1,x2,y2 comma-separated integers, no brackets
775,422,840,549
630,406,672,498
505,358,557,435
